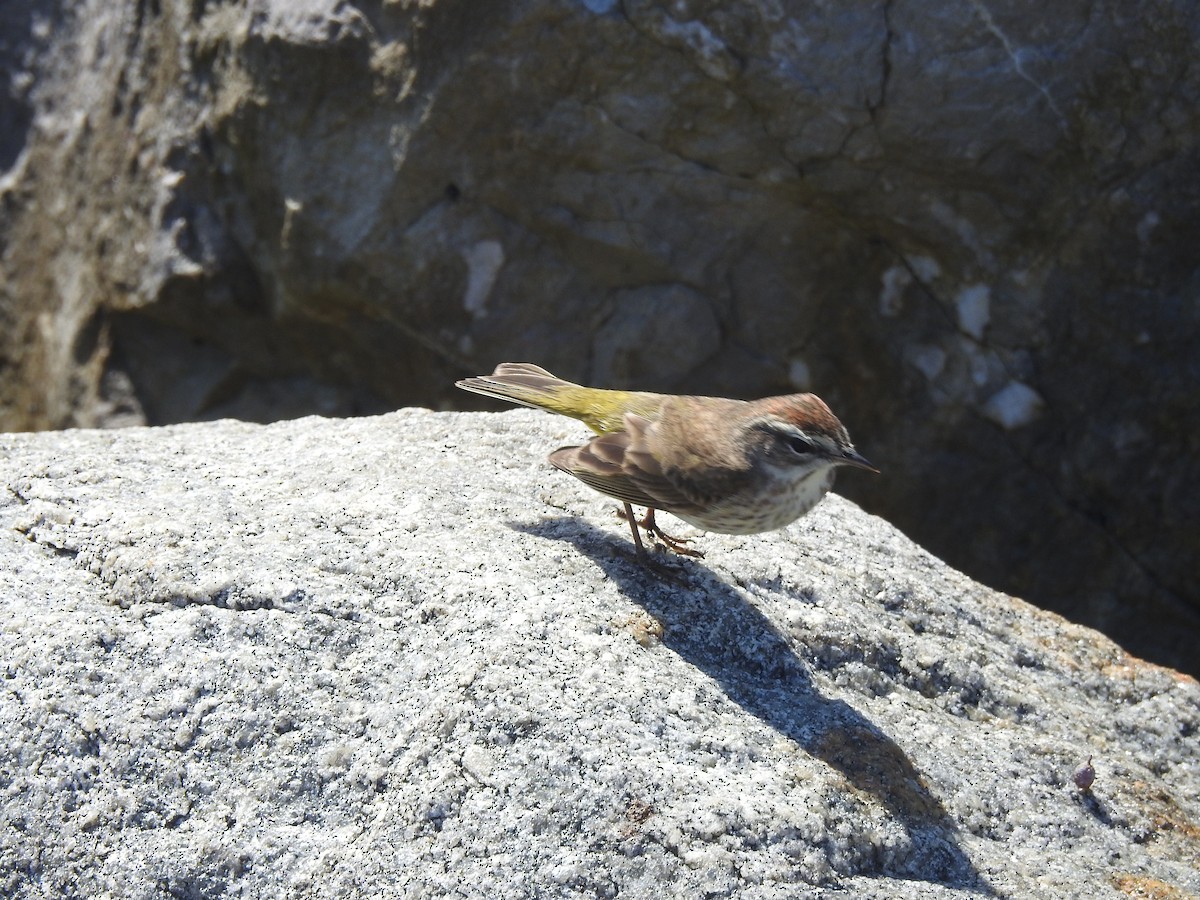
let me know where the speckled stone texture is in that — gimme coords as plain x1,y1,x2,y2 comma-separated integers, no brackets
1,410,1197,898
3,0,1198,677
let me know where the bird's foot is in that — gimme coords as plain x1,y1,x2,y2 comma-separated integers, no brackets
618,505,705,559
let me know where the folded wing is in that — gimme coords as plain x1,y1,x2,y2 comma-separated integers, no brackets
548,413,703,515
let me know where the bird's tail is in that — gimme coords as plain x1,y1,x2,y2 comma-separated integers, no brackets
455,363,657,434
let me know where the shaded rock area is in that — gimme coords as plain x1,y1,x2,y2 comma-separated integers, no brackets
1,409,1198,899
0,0,1197,677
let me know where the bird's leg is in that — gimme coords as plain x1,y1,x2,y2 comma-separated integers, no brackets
633,508,700,556
615,504,694,584
617,505,704,558
620,502,647,556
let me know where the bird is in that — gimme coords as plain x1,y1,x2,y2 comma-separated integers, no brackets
456,363,876,557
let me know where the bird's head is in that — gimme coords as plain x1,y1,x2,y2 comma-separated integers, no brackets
750,394,877,475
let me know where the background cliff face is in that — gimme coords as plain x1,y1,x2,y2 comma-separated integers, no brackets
1,0,1197,673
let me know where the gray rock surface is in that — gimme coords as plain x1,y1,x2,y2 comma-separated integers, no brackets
2,409,1197,899
2,0,1198,677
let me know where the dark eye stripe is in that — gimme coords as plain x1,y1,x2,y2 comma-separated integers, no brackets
787,435,817,455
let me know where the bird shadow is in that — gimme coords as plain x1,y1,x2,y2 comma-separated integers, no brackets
510,516,994,894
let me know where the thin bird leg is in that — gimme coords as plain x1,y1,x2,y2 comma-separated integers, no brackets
617,505,705,558
639,508,705,559
621,502,647,555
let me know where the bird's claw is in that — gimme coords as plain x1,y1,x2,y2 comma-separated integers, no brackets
617,505,706,559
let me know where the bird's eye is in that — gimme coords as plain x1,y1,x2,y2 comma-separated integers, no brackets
786,435,817,455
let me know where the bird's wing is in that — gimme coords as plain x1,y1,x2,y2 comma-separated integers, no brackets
548,415,701,514
548,434,662,508
618,413,701,510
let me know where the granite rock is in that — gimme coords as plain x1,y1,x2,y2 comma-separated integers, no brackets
1,409,1197,898
1,0,1197,676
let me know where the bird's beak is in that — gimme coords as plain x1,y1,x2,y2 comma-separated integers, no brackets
838,449,879,473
